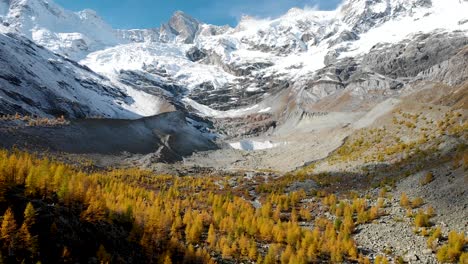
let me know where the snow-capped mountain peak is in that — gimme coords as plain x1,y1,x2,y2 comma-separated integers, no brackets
77,0,467,114
0,0,126,59
338,0,433,33
1,0,467,119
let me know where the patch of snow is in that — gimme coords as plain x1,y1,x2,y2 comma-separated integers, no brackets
246,84,261,92
318,75,337,82
119,85,167,117
230,140,280,151
183,98,259,118
258,107,271,113
370,1,388,14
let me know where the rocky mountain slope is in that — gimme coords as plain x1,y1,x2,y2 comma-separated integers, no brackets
0,31,170,118
0,111,217,162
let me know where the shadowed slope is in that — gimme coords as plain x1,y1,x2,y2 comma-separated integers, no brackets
0,111,218,162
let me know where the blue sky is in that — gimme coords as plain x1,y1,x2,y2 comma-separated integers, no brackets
55,0,342,29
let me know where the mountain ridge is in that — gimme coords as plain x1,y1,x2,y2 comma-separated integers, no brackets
0,0,466,125
0,0,466,144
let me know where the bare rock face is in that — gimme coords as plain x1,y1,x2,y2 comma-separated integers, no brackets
186,46,207,62
418,45,468,86
188,75,289,111
327,30,359,47
160,11,200,44
361,32,468,78
212,114,277,138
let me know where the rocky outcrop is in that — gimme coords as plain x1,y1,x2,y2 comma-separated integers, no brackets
294,32,467,112
186,46,207,62
327,30,359,47
118,69,185,97
160,11,200,44
418,45,468,86
361,32,468,78
212,114,277,138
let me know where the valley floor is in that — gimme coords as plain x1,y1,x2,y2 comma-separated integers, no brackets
0,83,466,263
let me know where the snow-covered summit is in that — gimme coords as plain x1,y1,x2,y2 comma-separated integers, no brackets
338,0,433,33
0,0,125,59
